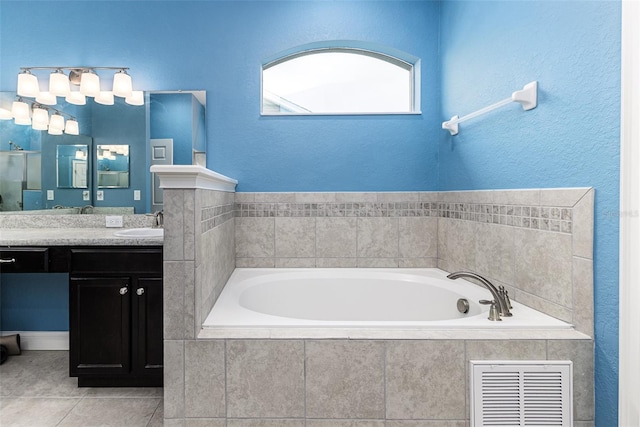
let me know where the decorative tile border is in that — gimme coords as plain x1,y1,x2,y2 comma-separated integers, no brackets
235,202,439,218
201,203,235,233
439,203,573,234
233,201,573,234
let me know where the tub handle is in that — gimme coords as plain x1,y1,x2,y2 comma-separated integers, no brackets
479,299,502,321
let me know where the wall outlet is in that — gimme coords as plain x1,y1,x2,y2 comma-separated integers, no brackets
134,190,141,201
82,190,90,201
105,215,123,228
47,190,54,200
96,190,104,201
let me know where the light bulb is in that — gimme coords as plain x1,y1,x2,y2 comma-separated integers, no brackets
79,70,100,97
125,90,144,106
95,91,114,105
112,70,132,98
49,113,65,130
49,69,70,97
65,119,79,135
17,70,40,97
36,91,57,105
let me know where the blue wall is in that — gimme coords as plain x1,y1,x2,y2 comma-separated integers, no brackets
150,93,195,166
439,1,620,426
0,2,622,425
0,0,442,192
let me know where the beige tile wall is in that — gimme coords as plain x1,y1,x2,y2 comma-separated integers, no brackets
164,338,593,424
234,188,594,335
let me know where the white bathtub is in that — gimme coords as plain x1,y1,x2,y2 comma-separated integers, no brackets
202,268,573,333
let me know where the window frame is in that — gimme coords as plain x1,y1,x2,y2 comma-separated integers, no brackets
260,46,421,116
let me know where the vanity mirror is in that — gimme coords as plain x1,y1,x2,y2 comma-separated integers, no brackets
0,90,206,214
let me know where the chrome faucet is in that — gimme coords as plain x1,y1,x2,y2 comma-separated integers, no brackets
152,210,164,228
446,271,512,318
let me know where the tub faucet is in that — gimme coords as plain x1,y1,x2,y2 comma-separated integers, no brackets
446,271,512,318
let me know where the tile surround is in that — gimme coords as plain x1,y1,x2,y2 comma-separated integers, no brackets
162,187,594,425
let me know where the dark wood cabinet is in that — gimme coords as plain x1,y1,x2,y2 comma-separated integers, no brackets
69,247,163,387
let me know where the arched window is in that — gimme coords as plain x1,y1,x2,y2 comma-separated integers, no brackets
262,47,418,115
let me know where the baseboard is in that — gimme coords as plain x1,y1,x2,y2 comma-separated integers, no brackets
1,331,69,350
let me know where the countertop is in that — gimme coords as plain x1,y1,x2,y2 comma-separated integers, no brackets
0,228,163,246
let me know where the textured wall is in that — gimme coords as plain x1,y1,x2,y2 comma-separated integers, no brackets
439,2,620,425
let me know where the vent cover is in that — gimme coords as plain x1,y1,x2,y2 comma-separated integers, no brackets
470,360,573,427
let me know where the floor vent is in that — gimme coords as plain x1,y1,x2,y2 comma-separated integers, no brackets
470,360,573,427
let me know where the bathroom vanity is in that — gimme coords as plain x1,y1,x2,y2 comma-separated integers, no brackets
0,228,163,387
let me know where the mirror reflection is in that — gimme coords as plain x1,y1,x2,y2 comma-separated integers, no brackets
0,90,206,214
97,145,129,188
56,145,88,189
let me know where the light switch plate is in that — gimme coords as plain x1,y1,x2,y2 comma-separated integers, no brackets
105,216,123,228
96,190,104,201
134,190,141,201
47,190,54,200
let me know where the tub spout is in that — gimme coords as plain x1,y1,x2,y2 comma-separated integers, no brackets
446,271,512,317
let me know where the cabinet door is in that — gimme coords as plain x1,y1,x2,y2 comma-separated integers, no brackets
69,276,130,377
132,277,163,377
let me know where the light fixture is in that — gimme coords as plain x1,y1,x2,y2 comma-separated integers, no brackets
11,99,30,120
17,66,140,105
125,90,144,106
0,108,12,120
65,88,86,106
17,70,40,97
14,116,32,126
95,91,114,105
49,69,70,97
79,70,100,97
5,97,81,135
112,69,132,98
65,119,79,135
32,107,50,130
49,113,65,130
35,91,57,105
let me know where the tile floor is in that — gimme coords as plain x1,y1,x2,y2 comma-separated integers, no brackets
0,351,163,426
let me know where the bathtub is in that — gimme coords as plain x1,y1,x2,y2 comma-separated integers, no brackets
202,268,573,336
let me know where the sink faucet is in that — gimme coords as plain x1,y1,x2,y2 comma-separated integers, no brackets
446,271,512,318
152,210,164,228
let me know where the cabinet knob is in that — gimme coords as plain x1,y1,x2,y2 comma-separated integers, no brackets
136,288,145,296
119,287,128,295
0,258,16,264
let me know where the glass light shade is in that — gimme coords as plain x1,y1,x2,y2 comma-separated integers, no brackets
49,70,70,97
65,90,86,106
49,114,65,130
112,70,132,98
79,70,100,97
14,116,31,126
0,108,12,120
35,91,57,105
95,91,114,105
32,107,50,129
64,119,79,135
125,90,144,106
11,101,30,120
48,126,63,135
17,71,40,97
